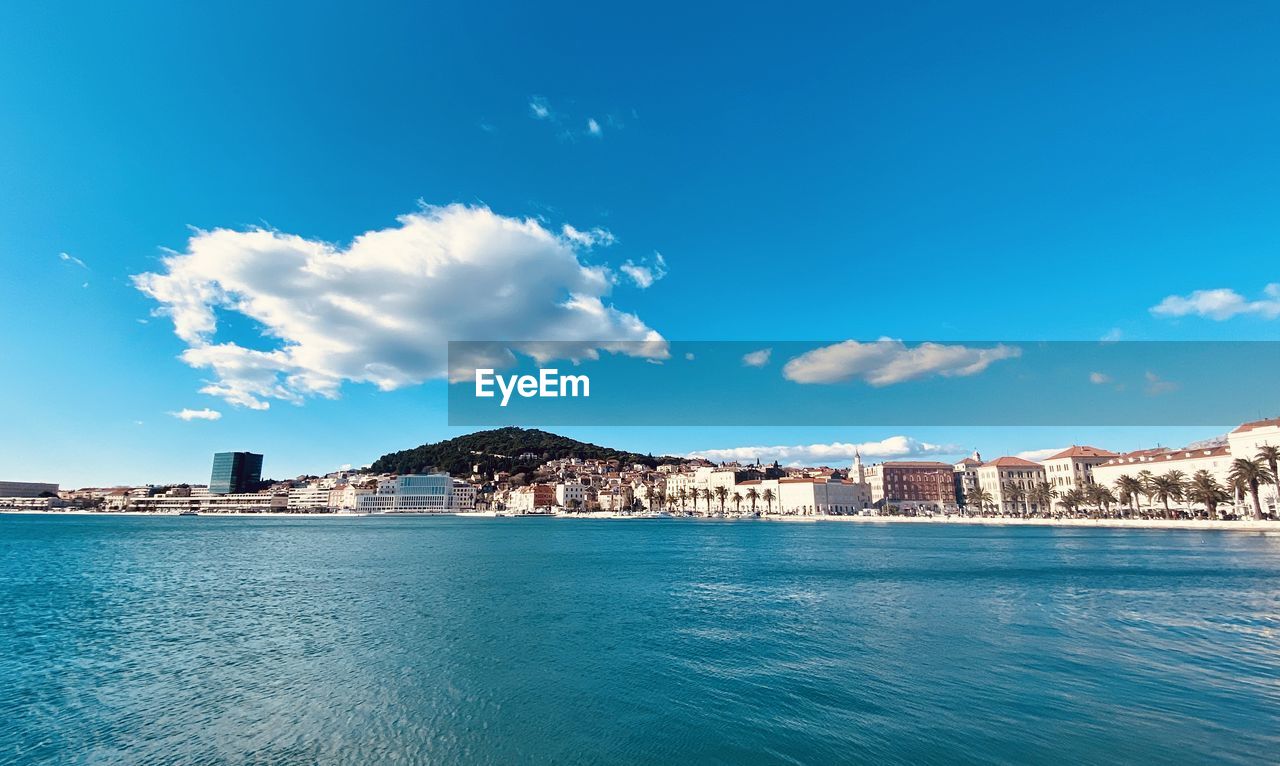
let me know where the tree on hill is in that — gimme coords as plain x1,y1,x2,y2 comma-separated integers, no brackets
368,427,686,477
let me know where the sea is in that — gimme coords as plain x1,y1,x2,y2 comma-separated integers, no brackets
2,514,1279,765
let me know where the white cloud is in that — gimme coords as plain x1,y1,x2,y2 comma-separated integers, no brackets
684,352,695,361
135,204,665,409
587,117,602,136
1089,371,1111,384
170,408,222,421
529,96,551,120
782,339,1021,386
742,348,772,367
1144,371,1179,396
560,224,616,248
619,252,667,289
1100,327,1123,342
59,252,88,269
689,435,961,466
1015,447,1064,462
1150,284,1280,320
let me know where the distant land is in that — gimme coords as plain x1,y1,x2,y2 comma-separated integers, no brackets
368,427,689,477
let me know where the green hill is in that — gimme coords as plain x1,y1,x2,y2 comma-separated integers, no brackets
367,427,681,477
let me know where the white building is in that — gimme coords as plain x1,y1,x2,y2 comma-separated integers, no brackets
555,481,587,509
1092,446,1236,513
287,484,331,511
355,474,455,513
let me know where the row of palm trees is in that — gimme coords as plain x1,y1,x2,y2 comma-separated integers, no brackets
963,451,1279,521
643,485,781,516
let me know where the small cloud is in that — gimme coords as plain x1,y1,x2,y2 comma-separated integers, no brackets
1150,284,1280,321
782,339,1020,386
478,120,496,133
170,408,222,421
684,352,696,361
59,252,88,269
645,358,664,365
81,282,90,289
529,96,551,120
587,118,602,136
620,253,668,289
1100,327,1123,342
1144,371,1179,396
1089,371,1111,385
136,318,149,324
742,348,772,367
561,224,616,248
134,420,144,426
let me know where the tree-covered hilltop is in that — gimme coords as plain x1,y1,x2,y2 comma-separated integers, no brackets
367,427,682,477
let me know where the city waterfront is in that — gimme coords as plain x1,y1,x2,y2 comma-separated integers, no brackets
3,515,1279,764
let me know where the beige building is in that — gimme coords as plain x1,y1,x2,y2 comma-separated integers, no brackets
977,457,1046,515
1041,445,1119,492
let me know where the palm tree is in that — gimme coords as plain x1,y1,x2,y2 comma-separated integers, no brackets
1229,457,1275,520
713,485,729,514
1028,482,1055,518
701,488,714,515
1147,472,1187,519
1186,470,1230,519
1002,482,1026,517
1086,484,1116,518
732,491,743,515
761,488,776,515
1137,470,1156,512
967,487,992,516
746,487,760,515
1114,475,1143,518
644,485,656,512
677,488,689,512
1258,445,1280,516
1059,488,1086,516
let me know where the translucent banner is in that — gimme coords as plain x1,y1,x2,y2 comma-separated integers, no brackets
447,340,1280,426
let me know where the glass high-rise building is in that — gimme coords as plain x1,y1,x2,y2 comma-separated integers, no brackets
209,452,264,495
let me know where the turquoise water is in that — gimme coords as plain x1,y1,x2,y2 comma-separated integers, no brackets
3,516,1279,765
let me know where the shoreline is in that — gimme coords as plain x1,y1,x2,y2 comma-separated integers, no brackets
4,509,1280,532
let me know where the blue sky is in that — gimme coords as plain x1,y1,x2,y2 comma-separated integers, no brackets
3,1,1280,487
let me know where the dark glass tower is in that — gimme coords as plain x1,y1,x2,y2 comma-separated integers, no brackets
209,452,264,495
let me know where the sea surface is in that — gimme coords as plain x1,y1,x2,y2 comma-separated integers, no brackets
2,515,1279,765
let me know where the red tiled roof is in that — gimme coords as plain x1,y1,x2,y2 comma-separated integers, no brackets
1044,445,1120,461
880,461,953,468
1232,417,1280,434
983,456,1043,468
1101,445,1230,466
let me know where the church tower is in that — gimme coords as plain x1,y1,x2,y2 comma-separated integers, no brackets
852,448,865,483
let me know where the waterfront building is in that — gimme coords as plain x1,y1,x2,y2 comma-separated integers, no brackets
0,480,59,497
1092,446,1236,513
507,483,555,513
952,451,982,508
1041,445,1119,492
776,477,870,515
977,457,1047,515
286,484,331,511
554,481,587,509
864,461,958,512
210,452,263,495
452,480,477,510
356,474,455,513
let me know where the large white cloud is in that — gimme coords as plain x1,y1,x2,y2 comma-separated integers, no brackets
688,435,961,466
134,204,666,409
781,339,1021,386
1149,284,1280,320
